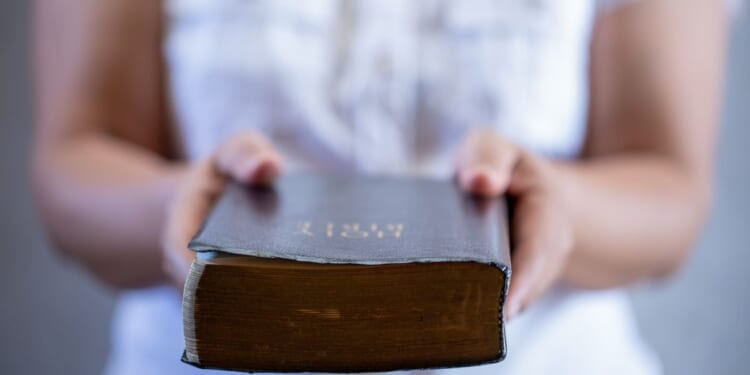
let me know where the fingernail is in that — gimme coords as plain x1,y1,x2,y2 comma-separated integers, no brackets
252,159,280,185
238,158,262,182
463,166,501,197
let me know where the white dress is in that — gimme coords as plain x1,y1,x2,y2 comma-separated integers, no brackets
104,1,661,374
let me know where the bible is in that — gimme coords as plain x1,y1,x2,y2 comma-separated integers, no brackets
182,174,511,373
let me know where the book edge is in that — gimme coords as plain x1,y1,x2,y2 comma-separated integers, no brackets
181,256,512,368
181,349,503,373
189,241,510,268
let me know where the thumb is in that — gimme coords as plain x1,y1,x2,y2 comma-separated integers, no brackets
161,159,224,289
214,131,284,186
455,129,520,197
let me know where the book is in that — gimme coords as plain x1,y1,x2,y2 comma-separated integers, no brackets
182,174,511,373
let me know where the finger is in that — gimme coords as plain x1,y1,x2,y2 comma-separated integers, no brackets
459,165,504,197
455,129,520,197
214,131,284,186
505,193,573,320
507,148,547,196
161,159,225,289
505,231,548,320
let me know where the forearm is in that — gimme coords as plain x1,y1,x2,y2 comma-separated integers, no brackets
32,133,187,289
552,153,710,289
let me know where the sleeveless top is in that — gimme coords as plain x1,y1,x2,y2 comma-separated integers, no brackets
104,1,661,374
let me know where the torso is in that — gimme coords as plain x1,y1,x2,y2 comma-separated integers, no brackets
105,1,660,374
165,0,591,172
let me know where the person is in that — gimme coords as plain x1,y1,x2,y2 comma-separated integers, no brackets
31,0,729,374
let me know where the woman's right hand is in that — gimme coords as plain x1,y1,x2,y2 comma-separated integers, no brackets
161,131,283,289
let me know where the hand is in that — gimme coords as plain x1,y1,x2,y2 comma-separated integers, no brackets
455,129,574,320
161,131,283,289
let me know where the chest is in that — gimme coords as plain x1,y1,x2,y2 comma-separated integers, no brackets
165,0,595,173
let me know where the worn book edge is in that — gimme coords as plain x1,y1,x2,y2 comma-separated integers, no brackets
181,350,505,373
181,251,511,372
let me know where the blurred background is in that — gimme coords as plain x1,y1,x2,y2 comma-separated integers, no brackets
1,2,748,375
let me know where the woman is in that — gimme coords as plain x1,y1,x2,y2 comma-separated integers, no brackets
32,0,728,374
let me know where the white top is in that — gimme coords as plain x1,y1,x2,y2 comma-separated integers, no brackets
104,1,660,374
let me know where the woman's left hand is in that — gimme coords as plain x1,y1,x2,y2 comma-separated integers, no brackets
455,129,575,320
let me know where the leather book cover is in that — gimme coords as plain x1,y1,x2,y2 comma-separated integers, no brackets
190,174,511,271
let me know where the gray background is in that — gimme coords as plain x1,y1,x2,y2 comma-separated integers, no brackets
1,2,748,375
